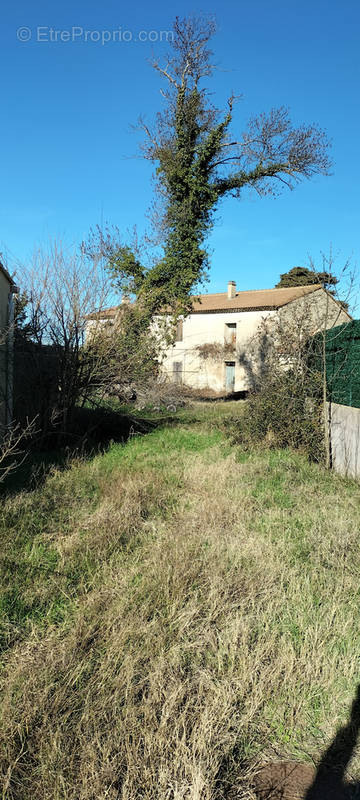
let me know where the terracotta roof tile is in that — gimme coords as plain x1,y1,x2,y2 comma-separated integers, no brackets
87,305,124,320
190,284,322,312
89,284,323,319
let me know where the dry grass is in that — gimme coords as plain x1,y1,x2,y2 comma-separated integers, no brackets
1,411,360,798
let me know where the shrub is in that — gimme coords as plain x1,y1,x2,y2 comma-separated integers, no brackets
230,369,324,462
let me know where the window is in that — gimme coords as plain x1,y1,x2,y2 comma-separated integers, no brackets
173,361,183,384
175,319,183,342
225,322,237,345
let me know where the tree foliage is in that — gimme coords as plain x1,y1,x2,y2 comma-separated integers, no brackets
275,262,350,311
275,265,338,289
96,16,331,316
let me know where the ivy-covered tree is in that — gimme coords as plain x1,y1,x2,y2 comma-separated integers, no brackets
92,16,331,316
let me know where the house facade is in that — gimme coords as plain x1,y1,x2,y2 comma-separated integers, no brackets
160,281,351,394
0,262,18,429
88,279,351,396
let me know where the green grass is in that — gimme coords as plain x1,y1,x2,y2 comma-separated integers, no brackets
0,416,223,652
1,400,360,798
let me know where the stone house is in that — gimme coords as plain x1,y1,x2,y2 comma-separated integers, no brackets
88,280,351,396
160,281,351,394
0,262,18,429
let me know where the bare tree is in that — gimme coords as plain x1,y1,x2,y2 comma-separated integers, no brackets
15,240,162,442
16,241,113,438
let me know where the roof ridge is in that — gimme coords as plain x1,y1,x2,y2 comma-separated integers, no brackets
193,284,321,298
88,284,325,320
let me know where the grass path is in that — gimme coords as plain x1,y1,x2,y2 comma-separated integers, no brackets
1,404,360,798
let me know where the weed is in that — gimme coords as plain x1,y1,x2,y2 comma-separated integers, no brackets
1,403,360,798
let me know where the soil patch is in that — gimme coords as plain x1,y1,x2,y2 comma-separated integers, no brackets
252,761,352,799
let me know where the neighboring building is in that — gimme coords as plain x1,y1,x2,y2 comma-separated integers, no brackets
88,280,351,395
0,262,18,429
160,281,351,394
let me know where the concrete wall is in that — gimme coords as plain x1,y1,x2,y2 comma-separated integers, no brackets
329,402,360,478
160,309,276,393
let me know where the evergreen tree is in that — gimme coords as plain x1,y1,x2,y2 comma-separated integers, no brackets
275,265,349,311
276,266,338,289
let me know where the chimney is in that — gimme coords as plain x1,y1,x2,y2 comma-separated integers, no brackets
227,280,236,299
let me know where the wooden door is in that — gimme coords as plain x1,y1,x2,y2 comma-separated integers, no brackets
225,362,235,392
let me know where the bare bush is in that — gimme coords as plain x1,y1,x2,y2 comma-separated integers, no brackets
232,366,325,461
232,252,355,462
0,418,37,484
134,375,193,411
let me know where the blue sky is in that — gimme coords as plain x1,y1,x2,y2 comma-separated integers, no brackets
1,0,359,300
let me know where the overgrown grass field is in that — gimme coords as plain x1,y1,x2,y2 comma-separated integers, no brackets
1,402,360,798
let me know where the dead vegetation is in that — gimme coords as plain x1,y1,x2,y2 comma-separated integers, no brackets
196,343,236,361
1,409,360,798
0,418,37,484
134,375,192,410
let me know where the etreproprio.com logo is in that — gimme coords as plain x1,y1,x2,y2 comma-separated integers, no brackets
17,26,174,45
